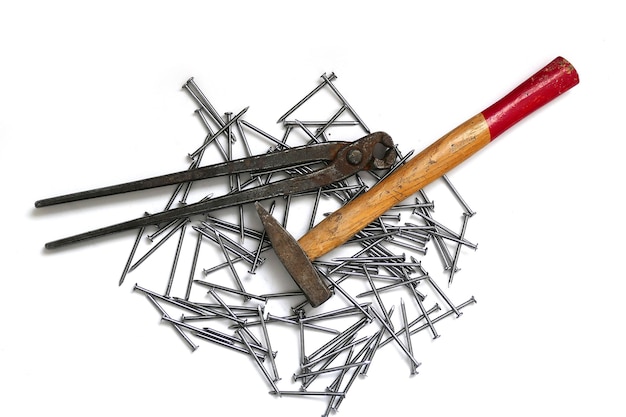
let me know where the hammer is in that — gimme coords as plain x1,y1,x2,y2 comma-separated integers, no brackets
256,56,579,307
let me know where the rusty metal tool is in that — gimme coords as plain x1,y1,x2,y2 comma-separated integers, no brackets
36,131,397,249
257,56,579,307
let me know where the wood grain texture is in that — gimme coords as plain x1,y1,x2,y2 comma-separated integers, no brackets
299,113,491,260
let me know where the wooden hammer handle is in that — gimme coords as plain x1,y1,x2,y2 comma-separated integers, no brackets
299,56,579,260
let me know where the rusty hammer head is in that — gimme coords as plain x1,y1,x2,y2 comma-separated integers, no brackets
254,202,332,307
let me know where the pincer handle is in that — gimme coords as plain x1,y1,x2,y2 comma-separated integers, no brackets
299,57,579,261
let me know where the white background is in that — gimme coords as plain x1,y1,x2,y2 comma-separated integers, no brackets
2,1,625,416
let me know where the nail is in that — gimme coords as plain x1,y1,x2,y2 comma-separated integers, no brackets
293,361,370,381
193,279,267,302
325,237,388,275
129,218,189,272
389,202,435,211
147,218,178,242
300,334,357,390
380,297,476,348
323,346,355,416
264,313,340,334
119,225,146,286
320,73,369,133
449,214,470,285
370,306,421,369
161,317,240,348
387,237,428,255
202,221,259,261
356,274,429,298
426,275,462,317
257,305,280,382
305,336,368,369
205,216,265,241
406,274,439,339
194,111,228,160
145,294,198,351
282,120,357,127
236,329,280,393
298,310,307,368
208,289,245,323
300,304,372,323
400,298,417,375
194,225,256,264
293,119,320,143
180,138,212,205
276,72,337,122
307,317,370,361
239,119,287,149
183,78,229,133
321,272,372,321
182,312,258,321
363,266,393,328
359,305,395,377
184,232,202,301
189,106,248,159
191,331,264,360
249,201,275,274
358,329,385,378
259,291,304,298
282,194,292,229
133,284,205,315
213,231,246,296
202,247,269,275
181,300,249,325
312,104,348,141
269,390,344,397
442,174,476,216
164,221,187,297
309,188,323,230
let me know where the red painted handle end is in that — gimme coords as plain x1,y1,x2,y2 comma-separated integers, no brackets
482,56,579,140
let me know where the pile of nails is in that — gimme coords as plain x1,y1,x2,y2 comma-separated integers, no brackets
118,73,478,416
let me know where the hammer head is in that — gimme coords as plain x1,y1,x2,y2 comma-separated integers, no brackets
254,202,332,308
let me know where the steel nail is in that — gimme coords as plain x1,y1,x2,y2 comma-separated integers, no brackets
194,110,228,160
320,73,369,133
145,294,199,351
119,224,146,286
442,174,476,216
379,298,476,348
276,72,338,123
370,306,421,369
184,232,202,301
257,305,280,382
214,231,246,295
193,280,267,302
164,221,187,297
189,106,248,159
293,361,370,381
363,266,393,328
449,213,470,285
400,298,417,375
249,200,275,274
307,317,370,361
269,390,344,397
129,218,189,272
236,329,280,394
359,305,395,377
183,78,229,133
356,274,429,298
